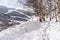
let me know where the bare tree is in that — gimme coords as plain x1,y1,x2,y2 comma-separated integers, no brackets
26,0,59,22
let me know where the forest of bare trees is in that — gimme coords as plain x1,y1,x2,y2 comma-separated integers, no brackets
26,0,60,22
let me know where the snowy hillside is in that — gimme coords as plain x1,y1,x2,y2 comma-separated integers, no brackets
0,5,34,31
0,0,60,40
0,16,60,40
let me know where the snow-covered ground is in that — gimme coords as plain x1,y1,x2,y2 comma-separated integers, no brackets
0,0,60,40
0,16,60,40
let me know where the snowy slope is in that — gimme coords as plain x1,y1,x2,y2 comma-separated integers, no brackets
0,16,60,40
0,0,60,40
0,5,35,31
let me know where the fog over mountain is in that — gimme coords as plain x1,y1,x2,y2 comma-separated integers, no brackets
0,0,28,8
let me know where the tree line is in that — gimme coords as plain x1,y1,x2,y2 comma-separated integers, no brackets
26,0,60,22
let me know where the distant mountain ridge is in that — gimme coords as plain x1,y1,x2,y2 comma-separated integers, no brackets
0,5,34,31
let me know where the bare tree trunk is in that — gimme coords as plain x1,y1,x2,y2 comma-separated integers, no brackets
27,0,59,22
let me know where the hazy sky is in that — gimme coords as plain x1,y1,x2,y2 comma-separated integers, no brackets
0,0,27,8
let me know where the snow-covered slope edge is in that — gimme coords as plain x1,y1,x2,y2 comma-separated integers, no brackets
0,16,39,40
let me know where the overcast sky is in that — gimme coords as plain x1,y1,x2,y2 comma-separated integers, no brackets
0,0,27,8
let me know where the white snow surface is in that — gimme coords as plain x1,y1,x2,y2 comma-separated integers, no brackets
0,16,60,40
